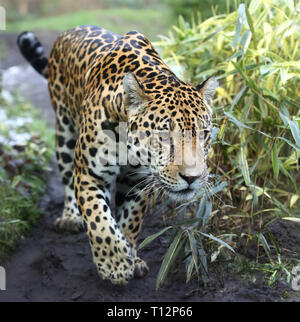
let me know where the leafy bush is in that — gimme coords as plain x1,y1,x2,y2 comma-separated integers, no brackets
144,0,300,288
0,87,54,261
164,0,242,22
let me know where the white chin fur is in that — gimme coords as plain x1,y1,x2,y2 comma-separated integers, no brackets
167,189,197,202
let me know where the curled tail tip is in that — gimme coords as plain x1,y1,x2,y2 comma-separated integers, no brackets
17,31,44,56
17,31,48,77
17,31,36,45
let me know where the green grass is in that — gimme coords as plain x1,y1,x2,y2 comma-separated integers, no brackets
0,89,54,262
6,7,173,41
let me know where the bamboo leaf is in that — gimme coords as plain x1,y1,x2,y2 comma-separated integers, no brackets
265,228,281,255
257,233,272,262
187,231,199,274
198,232,235,253
232,15,242,48
230,86,247,111
271,196,292,216
156,231,184,290
186,255,194,283
240,29,252,54
272,142,279,180
224,111,252,130
195,195,207,221
207,181,227,197
277,136,300,151
138,226,173,250
197,239,208,286
245,6,257,48
232,61,257,90
249,0,260,14
202,201,212,230
282,217,300,223
290,195,299,208
278,113,300,148
288,120,300,148
239,146,251,186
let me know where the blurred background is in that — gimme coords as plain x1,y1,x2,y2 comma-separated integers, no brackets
1,0,237,40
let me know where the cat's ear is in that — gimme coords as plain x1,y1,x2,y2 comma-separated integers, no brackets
123,72,149,115
196,76,218,105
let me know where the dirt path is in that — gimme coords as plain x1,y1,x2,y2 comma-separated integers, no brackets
0,31,300,302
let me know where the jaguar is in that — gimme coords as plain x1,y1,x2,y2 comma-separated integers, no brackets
17,25,218,285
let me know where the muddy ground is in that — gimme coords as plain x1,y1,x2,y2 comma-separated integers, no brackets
0,31,300,302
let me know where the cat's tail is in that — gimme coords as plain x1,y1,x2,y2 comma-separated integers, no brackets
17,31,48,78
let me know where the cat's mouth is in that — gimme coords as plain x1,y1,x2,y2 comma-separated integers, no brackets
163,185,197,201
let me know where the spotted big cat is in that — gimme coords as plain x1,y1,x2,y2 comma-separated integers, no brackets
17,25,218,284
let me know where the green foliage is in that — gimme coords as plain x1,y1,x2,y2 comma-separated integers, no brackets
249,254,297,287
147,0,300,287
0,89,54,261
165,0,242,22
234,252,300,287
140,180,235,289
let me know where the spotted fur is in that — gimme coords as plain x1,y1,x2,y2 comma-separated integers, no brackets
17,26,218,285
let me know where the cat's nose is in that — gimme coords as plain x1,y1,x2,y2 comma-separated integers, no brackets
179,173,200,185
